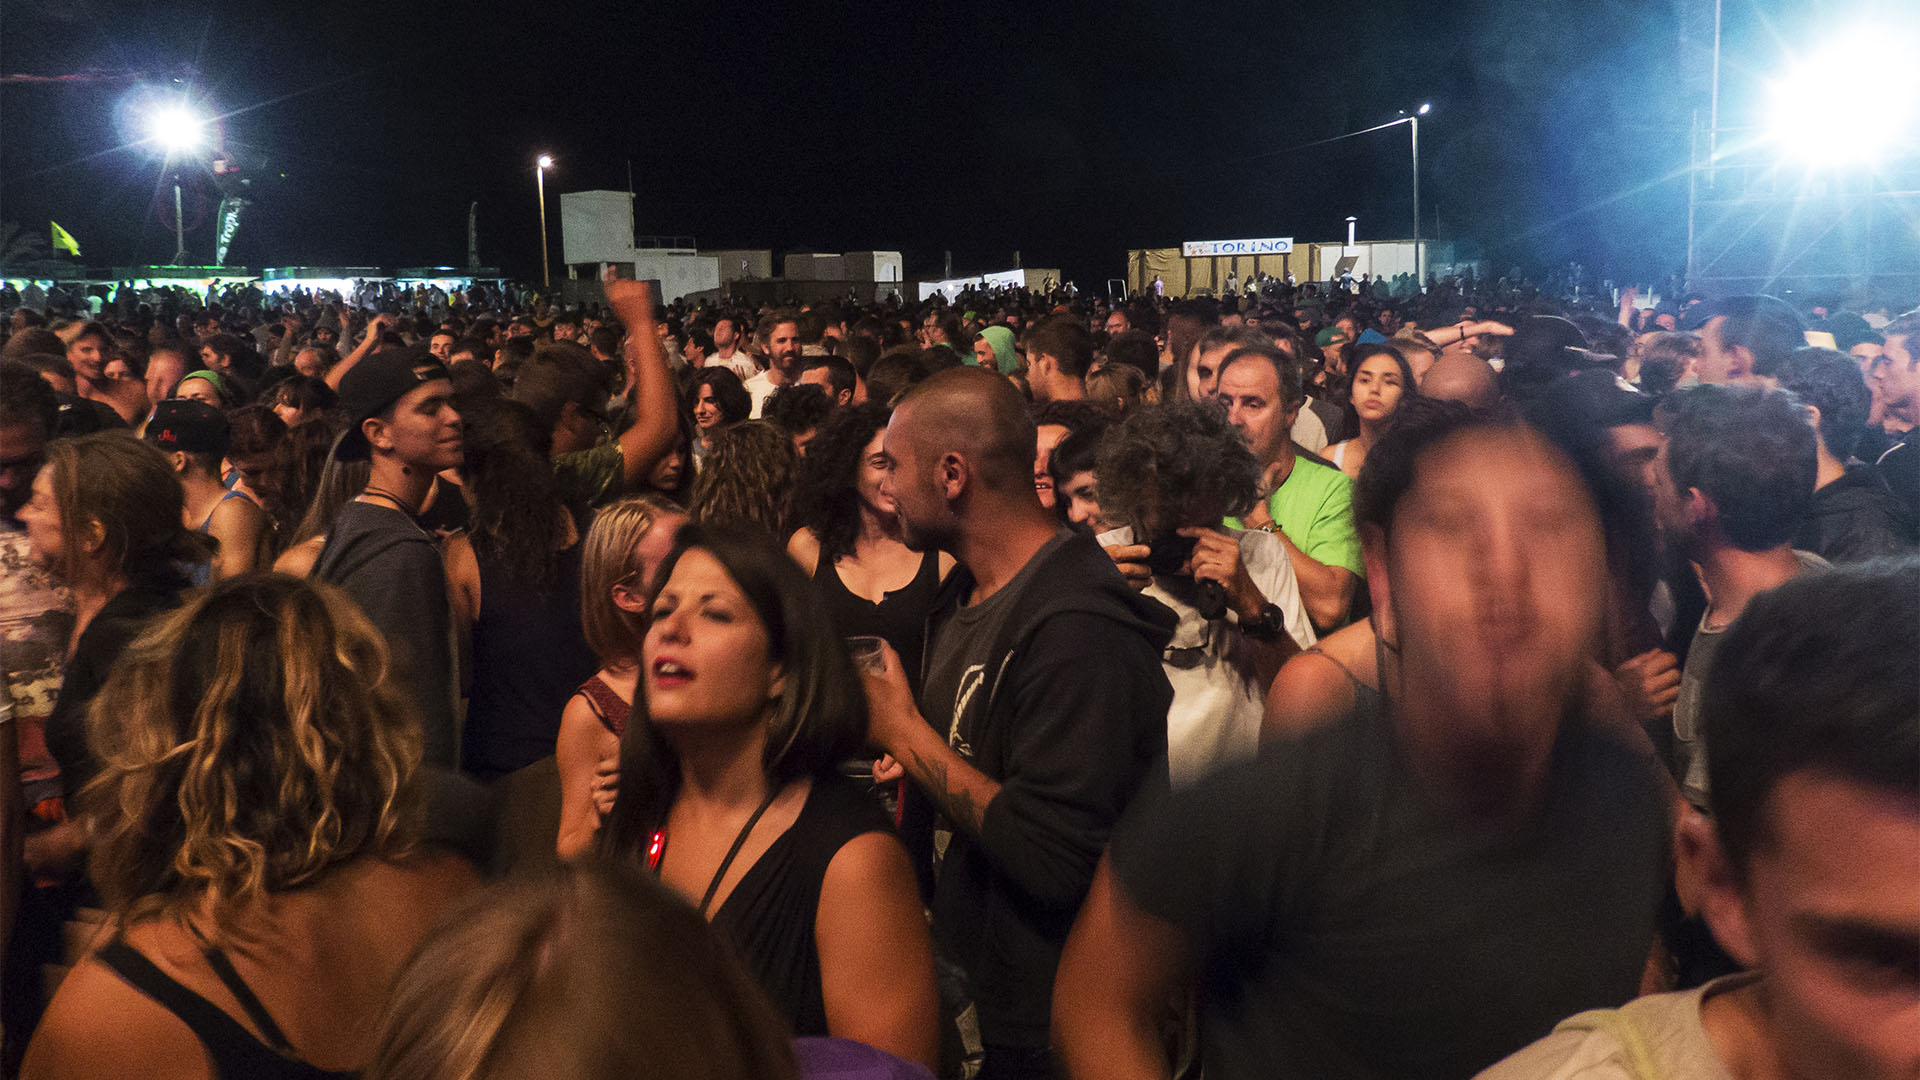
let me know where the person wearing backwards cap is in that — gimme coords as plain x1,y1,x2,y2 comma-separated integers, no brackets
145,398,268,583
311,347,464,768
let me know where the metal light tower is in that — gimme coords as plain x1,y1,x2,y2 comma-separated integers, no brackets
536,153,555,288
1411,103,1429,284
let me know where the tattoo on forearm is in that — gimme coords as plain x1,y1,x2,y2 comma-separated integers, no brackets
911,749,984,834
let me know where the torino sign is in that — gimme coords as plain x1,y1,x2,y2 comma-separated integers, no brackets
1181,237,1294,257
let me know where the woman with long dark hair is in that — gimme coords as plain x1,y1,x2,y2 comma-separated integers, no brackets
1324,343,1418,481
601,526,938,1067
686,367,751,468
443,399,597,783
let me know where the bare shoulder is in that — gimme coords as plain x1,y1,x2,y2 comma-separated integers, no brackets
821,828,913,895
22,951,212,1080
1262,649,1361,744
272,536,326,577
786,528,822,573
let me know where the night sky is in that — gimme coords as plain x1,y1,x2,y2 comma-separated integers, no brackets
3,0,1797,288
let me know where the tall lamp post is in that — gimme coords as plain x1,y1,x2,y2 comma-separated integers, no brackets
536,153,555,289
147,103,208,266
1405,103,1431,285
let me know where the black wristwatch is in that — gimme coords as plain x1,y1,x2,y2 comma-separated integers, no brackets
1238,602,1287,642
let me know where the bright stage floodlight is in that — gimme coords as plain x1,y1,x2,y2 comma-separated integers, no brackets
537,153,555,170
1417,102,1432,115
1766,30,1918,167
147,103,208,155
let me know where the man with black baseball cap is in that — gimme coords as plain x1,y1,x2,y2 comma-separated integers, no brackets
312,348,463,766
145,398,267,583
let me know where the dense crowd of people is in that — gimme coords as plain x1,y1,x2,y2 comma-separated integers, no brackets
0,267,1915,1080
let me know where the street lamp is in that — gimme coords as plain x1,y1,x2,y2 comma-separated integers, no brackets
535,153,555,289
145,100,209,265
1404,104,1431,284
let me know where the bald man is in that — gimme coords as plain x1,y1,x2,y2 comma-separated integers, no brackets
1420,353,1501,409
861,368,1175,1078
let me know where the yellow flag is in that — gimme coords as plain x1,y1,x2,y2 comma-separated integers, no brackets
50,221,79,256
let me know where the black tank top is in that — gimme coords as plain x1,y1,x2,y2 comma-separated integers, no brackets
461,541,597,780
812,547,940,693
94,938,355,1080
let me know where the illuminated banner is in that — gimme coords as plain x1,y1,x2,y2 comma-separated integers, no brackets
1181,237,1294,257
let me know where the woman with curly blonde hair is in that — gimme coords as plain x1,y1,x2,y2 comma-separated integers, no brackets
22,574,479,1080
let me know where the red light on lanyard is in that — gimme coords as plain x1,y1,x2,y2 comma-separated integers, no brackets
646,830,666,872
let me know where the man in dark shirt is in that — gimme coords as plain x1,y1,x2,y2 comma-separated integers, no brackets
313,349,463,767
1053,401,1670,1080
860,367,1174,1080
1779,347,1914,562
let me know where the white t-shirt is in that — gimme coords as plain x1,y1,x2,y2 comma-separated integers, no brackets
1292,402,1329,454
1475,973,1751,1080
715,349,759,383
745,369,781,418
1098,526,1314,788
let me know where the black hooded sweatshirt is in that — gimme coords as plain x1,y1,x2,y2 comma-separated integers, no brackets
921,529,1176,1051
1794,465,1916,565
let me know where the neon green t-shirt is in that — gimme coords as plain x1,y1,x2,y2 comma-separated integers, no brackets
1225,454,1363,576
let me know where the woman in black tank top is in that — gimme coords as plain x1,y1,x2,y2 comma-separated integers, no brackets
788,404,951,692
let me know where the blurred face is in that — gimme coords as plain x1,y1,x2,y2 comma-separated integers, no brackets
294,348,328,378
693,385,723,430
1105,312,1129,335
629,512,685,601
1602,422,1662,498
713,319,737,350
766,320,801,373
175,377,223,408
1706,774,1920,1080
272,400,309,428
68,336,106,381
17,466,64,568
199,344,230,373
644,548,780,729
368,379,462,470
0,422,44,521
428,332,455,361
1034,423,1069,509
1217,358,1296,466
973,337,997,367
1369,428,1605,746
1696,315,1753,385
102,357,133,381
646,442,687,492
1351,354,1408,424
797,365,845,405
1851,341,1885,376
1404,347,1437,385
1061,470,1107,532
856,429,893,518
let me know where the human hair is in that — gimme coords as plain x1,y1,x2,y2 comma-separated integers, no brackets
687,367,751,427
1032,399,1114,438
1391,328,1439,360
841,334,880,378
1636,331,1701,399
579,494,683,668
294,343,341,375
1102,331,1159,384
368,858,799,1080
1714,295,1806,379
1046,422,1108,493
763,384,834,440
1353,397,1520,539
1703,557,1919,878
794,403,892,561
1026,314,1095,377
1086,363,1150,416
798,354,855,400
85,574,421,929
1348,343,1417,399
42,433,208,588
1096,399,1260,533
1215,342,1303,406
268,374,338,419
288,432,371,549
0,358,58,435
1778,347,1872,462
601,525,869,854
1662,385,1817,551
865,348,932,406
1882,310,1920,352
755,308,800,343
688,421,800,540
448,358,502,406
509,341,611,432
461,399,566,587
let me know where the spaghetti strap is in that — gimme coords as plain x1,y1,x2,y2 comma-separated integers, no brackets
575,674,630,736
1300,646,1366,692
188,925,293,1052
